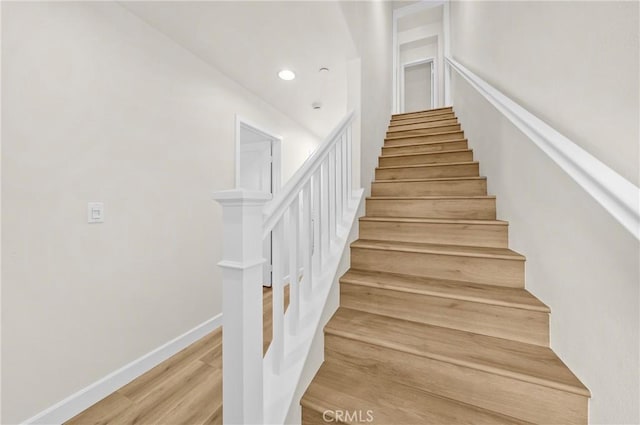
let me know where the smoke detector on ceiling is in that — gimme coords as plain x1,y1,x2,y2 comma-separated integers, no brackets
312,101,322,110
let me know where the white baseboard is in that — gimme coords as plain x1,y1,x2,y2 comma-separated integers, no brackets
21,314,223,425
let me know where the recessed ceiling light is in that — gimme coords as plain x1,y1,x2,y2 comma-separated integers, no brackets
278,69,296,81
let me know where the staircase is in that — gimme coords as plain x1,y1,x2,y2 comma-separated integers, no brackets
300,107,590,425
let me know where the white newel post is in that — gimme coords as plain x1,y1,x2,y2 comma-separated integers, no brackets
213,189,271,425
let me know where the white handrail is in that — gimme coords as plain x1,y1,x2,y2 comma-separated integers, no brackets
263,110,356,236
445,56,640,240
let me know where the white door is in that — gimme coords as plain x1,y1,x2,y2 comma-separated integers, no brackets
404,61,433,112
239,138,273,286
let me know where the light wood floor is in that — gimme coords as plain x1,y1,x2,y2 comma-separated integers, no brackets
66,288,284,425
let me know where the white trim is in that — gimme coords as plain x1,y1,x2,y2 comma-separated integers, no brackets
21,314,223,425
392,8,398,113
446,56,640,240
234,115,283,194
400,57,437,113
443,0,451,105
392,0,445,112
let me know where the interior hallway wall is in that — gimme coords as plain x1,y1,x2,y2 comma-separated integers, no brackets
1,2,319,422
340,0,394,197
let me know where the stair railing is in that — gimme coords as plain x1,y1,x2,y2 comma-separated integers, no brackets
213,110,360,424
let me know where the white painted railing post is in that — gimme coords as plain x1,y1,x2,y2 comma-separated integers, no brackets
346,126,353,206
444,61,452,106
213,189,270,425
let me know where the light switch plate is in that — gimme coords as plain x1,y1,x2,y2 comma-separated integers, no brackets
88,202,104,223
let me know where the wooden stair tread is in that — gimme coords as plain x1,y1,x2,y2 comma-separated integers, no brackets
380,148,471,158
385,130,462,141
377,161,477,170
302,360,530,425
359,216,506,225
326,308,590,397
391,111,455,121
387,123,460,134
382,138,467,148
352,239,524,261
392,106,453,118
367,195,496,200
341,269,549,312
389,114,456,126
388,119,459,131
374,176,486,183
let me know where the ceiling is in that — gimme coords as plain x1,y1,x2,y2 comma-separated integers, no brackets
120,1,358,139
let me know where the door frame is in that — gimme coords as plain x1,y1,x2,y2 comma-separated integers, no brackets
392,0,446,113
234,115,282,194
400,57,437,113
235,115,282,287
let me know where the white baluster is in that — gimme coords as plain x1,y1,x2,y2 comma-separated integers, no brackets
212,189,269,425
341,133,348,212
347,125,353,205
321,160,330,260
336,136,343,224
271,218,285,374
312,170,321,275
288,197,299,335
302,182,312,301
328,147,337,241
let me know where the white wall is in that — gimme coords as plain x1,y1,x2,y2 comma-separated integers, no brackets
449,2,639,424
340,1,394,197
450,0,639,187
1,2,319,423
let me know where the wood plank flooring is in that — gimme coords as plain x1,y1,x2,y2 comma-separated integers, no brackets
66,287,285,425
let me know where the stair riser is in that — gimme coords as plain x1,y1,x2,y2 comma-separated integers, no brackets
358,219,507,248
351,247,524,287
382,140,468,155
392,107,453,120
340,283,549,345
386,124,461,138
389,113,456,126
371,179,487,197
379,151,473,167
366,198,496,220
388,119,459,133
376,163,479,180
324,335,588,424
385,131,464,146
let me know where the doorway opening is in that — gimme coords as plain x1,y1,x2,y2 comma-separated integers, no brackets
235,116,282,287
392,0,446,113
401,58,436,113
